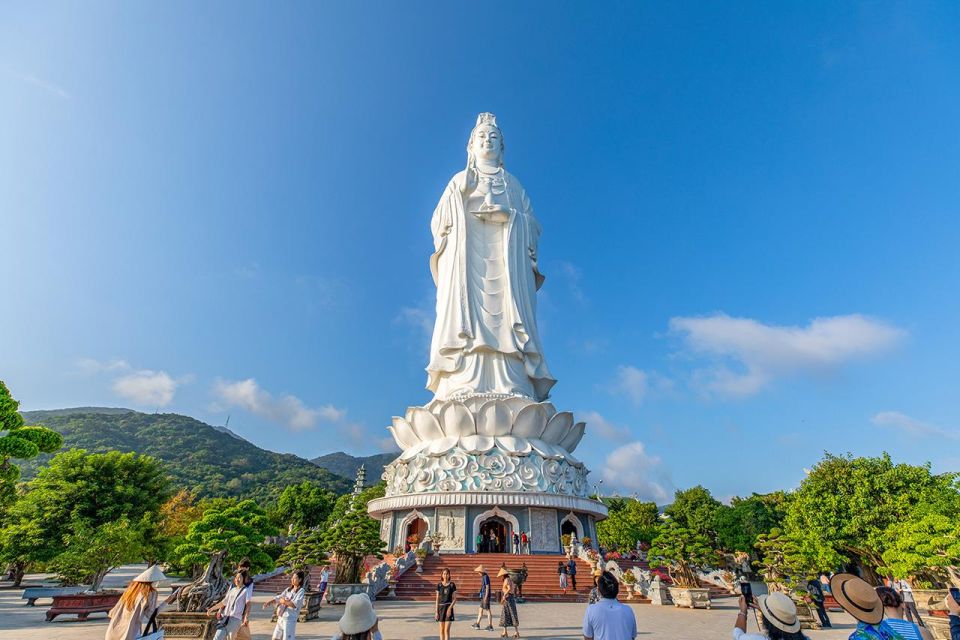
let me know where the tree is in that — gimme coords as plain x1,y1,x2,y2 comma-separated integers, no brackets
0,381,62,512
0,449,169,580
648,521,715,588
714,492,787,554
174,499,277,577
272,481,336,533
0,517,45,587
880,513,960,586
665,485,722,542
279,528,328,589
322,485,385,584
754,527,826,593
52,518,146,592
596,499,660,550
782,453,959,584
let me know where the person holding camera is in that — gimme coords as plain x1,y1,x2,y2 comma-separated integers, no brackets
946,590,960,640
734,593,809,640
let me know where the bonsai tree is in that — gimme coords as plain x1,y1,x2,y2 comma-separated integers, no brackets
52,518,146,592
174,499,277,578
648,521,714,588
0,381,62,512
322,480,386,584
278,528,328,590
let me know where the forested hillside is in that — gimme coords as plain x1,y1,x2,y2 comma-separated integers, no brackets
19,409,352,501
311,451,395,482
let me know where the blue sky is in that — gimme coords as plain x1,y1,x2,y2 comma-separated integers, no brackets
2,2,959,502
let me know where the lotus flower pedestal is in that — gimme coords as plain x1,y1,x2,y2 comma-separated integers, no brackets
368,397,607,555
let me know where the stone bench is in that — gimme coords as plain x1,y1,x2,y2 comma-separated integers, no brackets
21,586,86,606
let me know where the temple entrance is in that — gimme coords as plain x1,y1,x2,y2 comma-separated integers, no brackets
478,516,509,553
561,519,579,542
405,517,428,551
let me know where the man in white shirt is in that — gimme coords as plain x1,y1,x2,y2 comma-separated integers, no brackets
582,572,637,640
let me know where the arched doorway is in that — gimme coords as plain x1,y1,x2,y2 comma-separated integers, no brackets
478,516,509,553
405,517,428,552
561,519,580,543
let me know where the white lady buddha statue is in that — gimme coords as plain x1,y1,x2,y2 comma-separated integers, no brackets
427,113,556,402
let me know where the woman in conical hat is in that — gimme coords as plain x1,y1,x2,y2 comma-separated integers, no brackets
105,565,178,640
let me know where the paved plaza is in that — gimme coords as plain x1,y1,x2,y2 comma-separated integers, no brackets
1,568,861,640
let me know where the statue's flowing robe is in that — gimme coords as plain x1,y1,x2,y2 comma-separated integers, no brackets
427,169,556,401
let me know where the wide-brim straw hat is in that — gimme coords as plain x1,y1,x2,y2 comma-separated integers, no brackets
339,593,378,635
830,573,883,624
497,568,510,577
474,565,485,573
757,593,801,634
132,565,167,584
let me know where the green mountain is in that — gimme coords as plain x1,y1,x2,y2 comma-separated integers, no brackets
310,451,395,483
19,408,352,502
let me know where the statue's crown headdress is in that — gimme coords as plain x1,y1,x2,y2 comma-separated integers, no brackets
476,112,498,128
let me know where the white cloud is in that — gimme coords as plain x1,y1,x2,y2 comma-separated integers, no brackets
871,411,959,440
112,370,180,407
669,313,905,397
601,441,672,503
213,378,345,431
555,260,585,303
614,366,649,404
20,73,71,99
396,306,433,339
579,410,631,442
76,358,131,374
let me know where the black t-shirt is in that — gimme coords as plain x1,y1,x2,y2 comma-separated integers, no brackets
437,581,457,604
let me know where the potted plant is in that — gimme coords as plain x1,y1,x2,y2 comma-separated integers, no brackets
45,518,145,621
414,547,428,572
622,570,637,599
648,522,713,610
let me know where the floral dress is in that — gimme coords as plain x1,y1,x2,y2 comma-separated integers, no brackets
499,578,519,628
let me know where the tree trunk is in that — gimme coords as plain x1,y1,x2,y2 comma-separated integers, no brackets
11,561,26,588
177,550,230,612
335,554,363,584
91,568,109,593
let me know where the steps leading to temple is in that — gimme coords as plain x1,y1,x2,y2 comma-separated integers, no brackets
392,553,600,603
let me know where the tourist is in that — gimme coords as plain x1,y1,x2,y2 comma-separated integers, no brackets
830,573,887,639
332,593,382,640
567,556,578,591
874,586,934,640
263,570,306,640
318,566,330,605
471,564,494,631
237,557,254,640
820,573,832,594
498,567,520,638
516,563,527,600
105,565,179,640
806,577,831,628
587,569,602,605
520,531,529,554
435,567,457,640
513,531,520,555
491,531,499,553
897,578,923,626
207,570,250,640
582,571,637,640
732,593,808,640
476,532,484,554
945,591,959,640
558,561,569,595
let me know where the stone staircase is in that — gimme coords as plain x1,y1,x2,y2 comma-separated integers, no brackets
392,553,595,602
255,565,330,594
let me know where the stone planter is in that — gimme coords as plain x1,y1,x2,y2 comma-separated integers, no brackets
668,587,711,609
794,602,823,631
649,581,673,606
327,583,374,604
157,611,219,639
913,589,949,613
46,591,121,621
919,613,952,640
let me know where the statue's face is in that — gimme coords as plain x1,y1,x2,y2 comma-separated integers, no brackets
471,124,503,163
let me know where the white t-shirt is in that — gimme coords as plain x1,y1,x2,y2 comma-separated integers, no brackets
221,585,249,620
733,629,766,640
582,598,637,640
277,587,305,619
320,569,330,583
